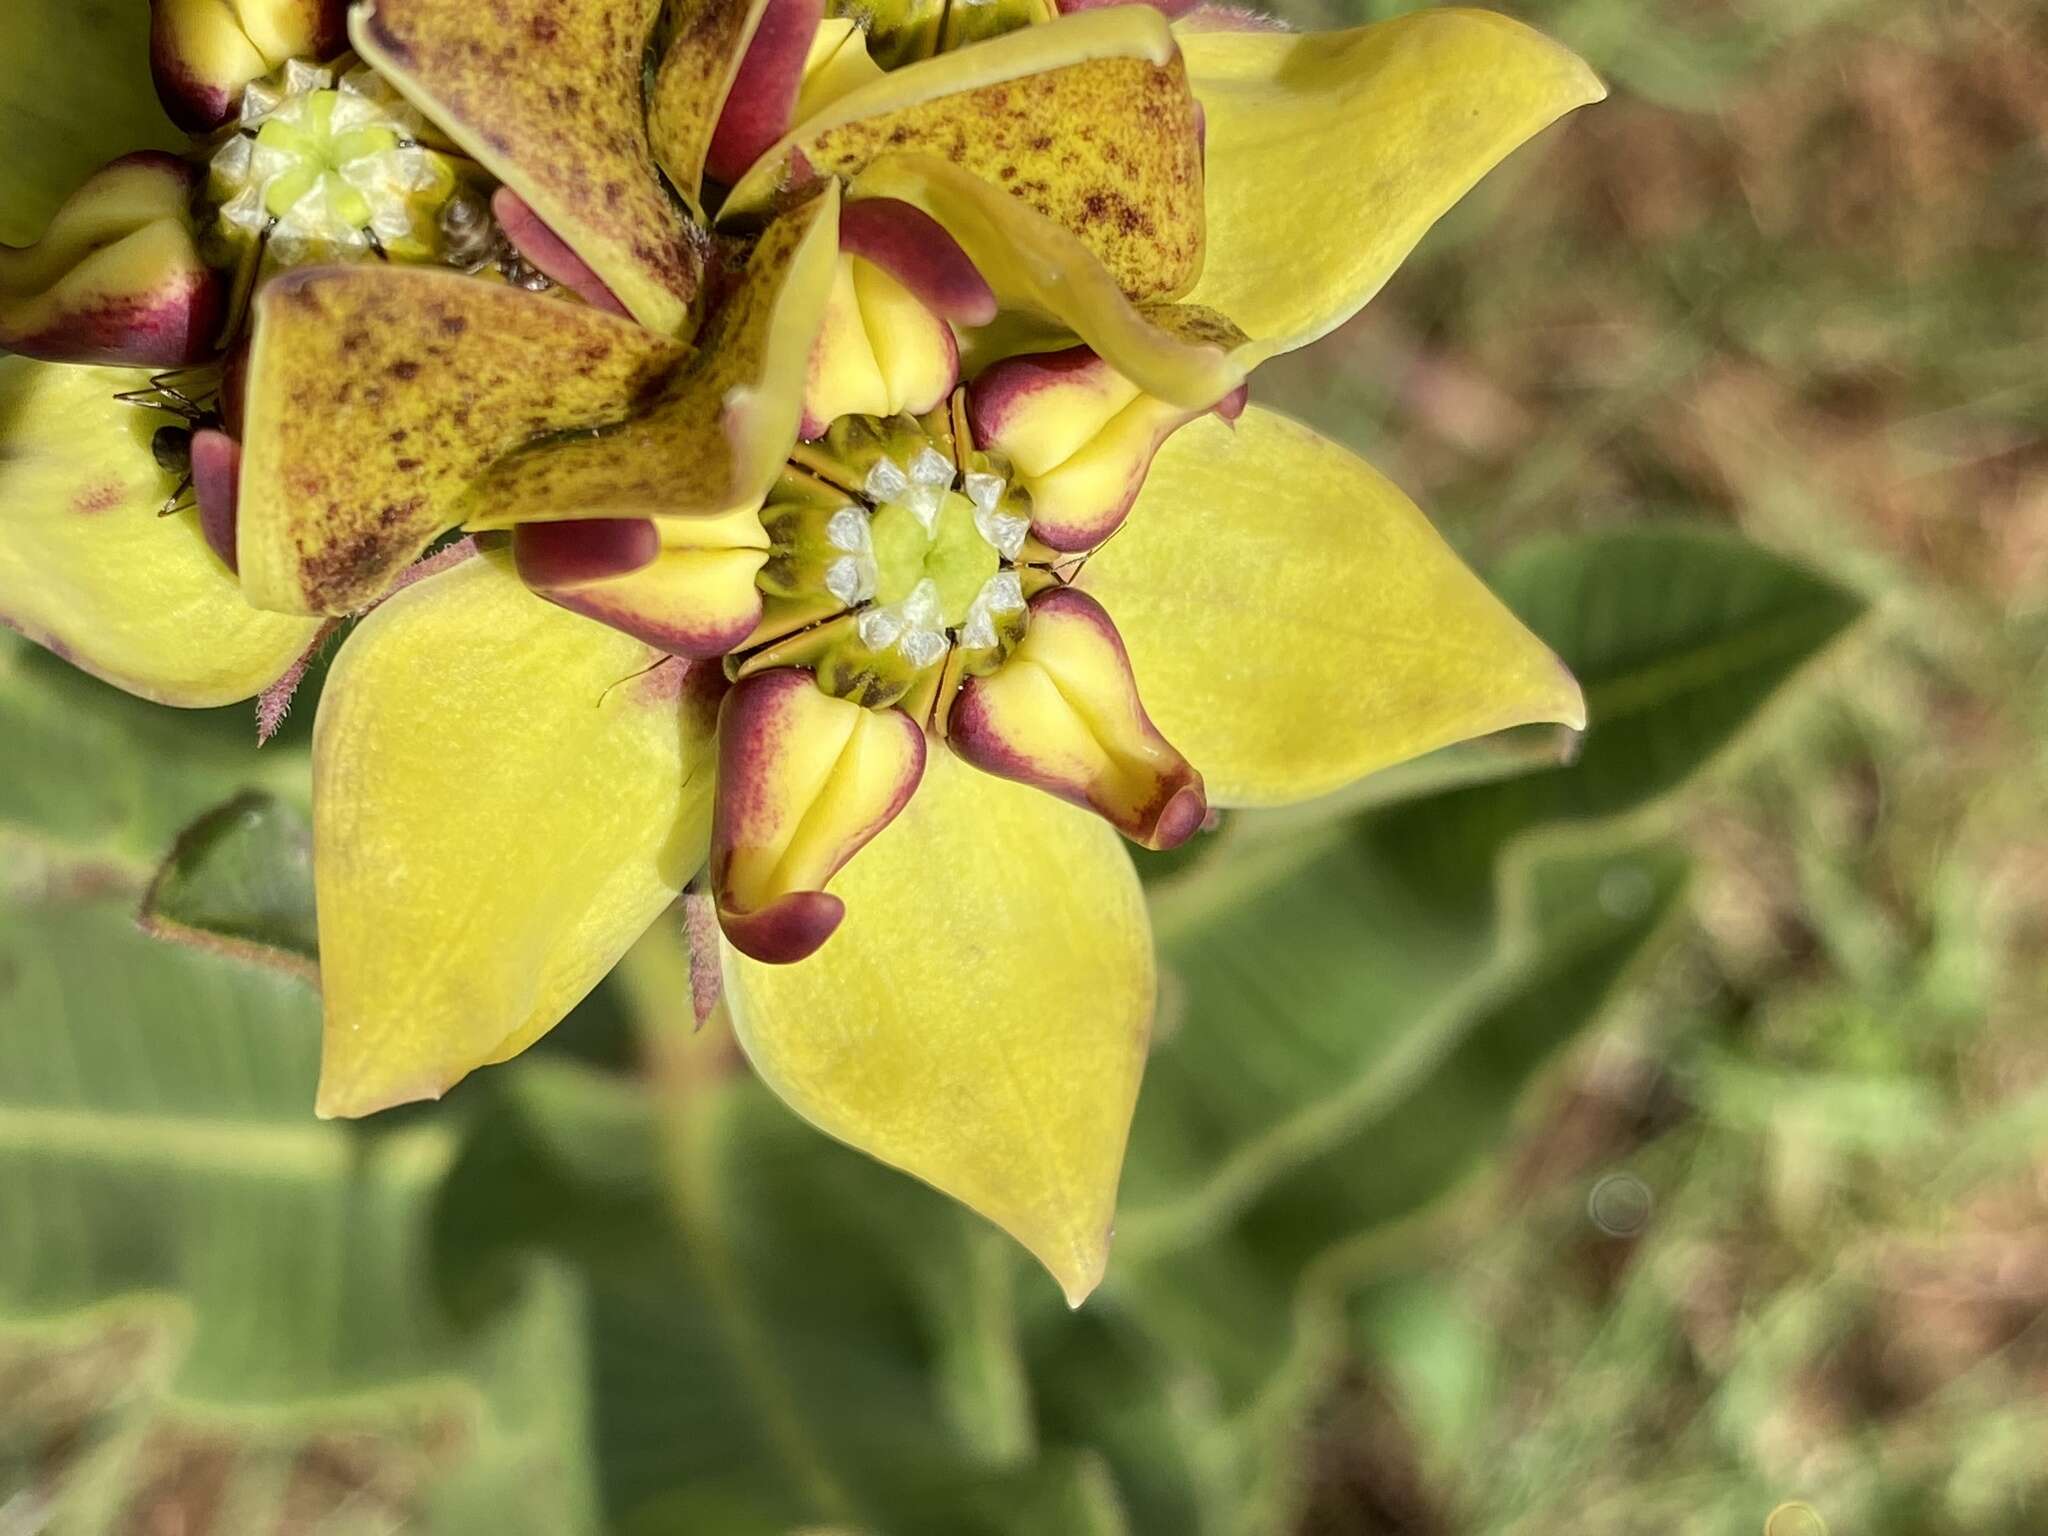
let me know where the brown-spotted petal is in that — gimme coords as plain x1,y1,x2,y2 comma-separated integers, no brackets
948,585,1204,850
968,342,1236,551
462,184,840,529
848,155,1242,411
350,0,703,337
514,507,770,658
150,0,351,132
711,666,927,964
722,7,1203,304
0,357,321,706
237,266,683,614
0,153,221,368
802,249,958,438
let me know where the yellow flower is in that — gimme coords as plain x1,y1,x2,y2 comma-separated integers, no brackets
0,0,1602,1302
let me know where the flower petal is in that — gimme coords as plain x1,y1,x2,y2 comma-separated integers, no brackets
647,0,771,205
516,507,770,658
1080,407,1584,805
722,747,1151,1305
949,585,1205,849
711,667,926,963
967,342,1231,550
0,357,321,706
837,196,995,326
1183,9,1604,362
801,249,958,438
313,551,719,1117
848,156,1242,411
462,185,840,529
237,266,681,614
0,153,221,368
350,0,703,337
723,7,1203,303
1,5,183,242
150,0,351,132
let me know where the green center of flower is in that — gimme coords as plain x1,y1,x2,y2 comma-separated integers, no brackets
746,409,1039,711
870,490,998,621
209,61,457,267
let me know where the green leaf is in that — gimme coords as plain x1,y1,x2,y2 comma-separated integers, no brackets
0,633,306,889
436,1041,1148,1536
139,790,320,980
0,893,599,1530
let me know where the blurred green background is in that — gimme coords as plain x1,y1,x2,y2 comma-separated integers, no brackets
4,0,2043,1532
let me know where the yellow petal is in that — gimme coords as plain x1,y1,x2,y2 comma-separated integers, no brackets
801,251,958,436
350,0,703,337
723,748,1151,1305
848,156,1241,411
313,551,718,1117
0,357,320,706
711,667,927,963
1081,407,1584,806
238,266,681,614
725,7,1203,302
1183,9,1604,362
462,185,840,529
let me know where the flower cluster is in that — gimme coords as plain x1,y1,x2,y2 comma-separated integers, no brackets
0,0,1601,1300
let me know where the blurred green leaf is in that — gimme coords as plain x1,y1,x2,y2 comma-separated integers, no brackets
138,790,320,980
0,894,598,1531
438,1037,1140,1536
0,633,304,887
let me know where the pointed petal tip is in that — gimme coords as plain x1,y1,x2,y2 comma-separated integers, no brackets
313,1066,447,1121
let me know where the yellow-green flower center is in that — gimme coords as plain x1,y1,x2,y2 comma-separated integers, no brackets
869,490,998,622
210,61,457,267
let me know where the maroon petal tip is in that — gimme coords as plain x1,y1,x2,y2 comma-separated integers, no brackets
704,0,827,188
719,890,846,964
512,518,663,588
190,428,241,571
840,198,999,327
491,188,631,317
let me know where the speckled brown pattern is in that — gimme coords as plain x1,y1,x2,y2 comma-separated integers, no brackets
352,0,704,337
461,185,839,528
793,52,1204,302
239,268,684,614
647,0,772,203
